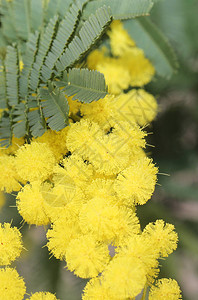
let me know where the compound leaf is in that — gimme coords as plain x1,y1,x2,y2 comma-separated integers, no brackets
57,68,108,103
39,84,69,131
56,6,112,72
82,0,153,20
124,17,178,78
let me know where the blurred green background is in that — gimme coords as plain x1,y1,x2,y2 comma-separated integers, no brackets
141,1,198,299
1,0,198,299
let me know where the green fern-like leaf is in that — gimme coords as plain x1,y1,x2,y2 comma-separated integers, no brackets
19,31,40,98
30,0,44,32
13,0,31,40
39,84,69,131
28,110,47,137
45,0,72,20
12,102,28,138
0,0,18,43
29,15,59,91
82,0,153,20
57,68,108,103
5,45,20,107
0,0,45,48
0,32,7,49
0,111,12,147
0,61,7,109
41,2,82,82
123,17,178,78
46,0,89,19
27,97,47,137
56,5,112,72
1,0,174,145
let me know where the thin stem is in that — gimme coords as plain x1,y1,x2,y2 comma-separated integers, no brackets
141,284,148,300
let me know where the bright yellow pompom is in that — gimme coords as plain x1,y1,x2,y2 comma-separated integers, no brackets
16,182,51,226
80,96,147,153
35,128,68,161
114,157,158,206
87,131,131,176
112,120,146,151
82,277,118,300
0,267,26,300
121,48,155,87
66,234,110,278
79,197,140,244
85,178,115,199
61,154,93,189
103,256,147,299
87,47,107,70
66,119,101,153
0,155,22,193
43,181,85,222
0,223,23,265
113,89,158,126
66,119,131,175
15,142,55,182
119,234,159,283
42,181,73,209
28,292,59,300
47,207,81,260
112,207,141,246
97,58,131,95
79,196,121,242
142,220,178,258
108,20,136,56
149,278,182,300
80,94,115,127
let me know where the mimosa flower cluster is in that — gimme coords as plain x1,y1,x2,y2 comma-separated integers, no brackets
0,21,182,299
0,223,58,299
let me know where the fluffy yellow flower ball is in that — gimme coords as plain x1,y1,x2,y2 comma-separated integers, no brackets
0,155,21,193
108,20,136,57
66,119,132,175
66,119,101,153
80,94,115,127
119,234,159,282
0,267,26,300
15,142,55,182
103,256,147,299
17,182,51,226
66,234,110,278
86,48,107,70
28,292,59,300
35,128,68,161
79,197,140,244
114,157,158,206
0,223,23,265
142,220,178,258
97,59,131,95
113,89,158,126
112,120,146,151
62,153,94,189
82,277,118,300
121,48,155,87
47,206,81,260
149,278,182,300
84,178,115,199
88,132,131,176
